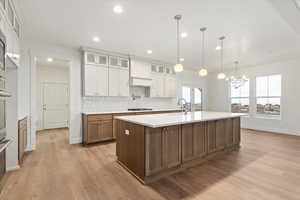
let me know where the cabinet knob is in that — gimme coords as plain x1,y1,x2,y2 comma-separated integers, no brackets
124,130,130,135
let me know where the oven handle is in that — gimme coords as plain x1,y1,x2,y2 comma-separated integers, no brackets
0,90,11,97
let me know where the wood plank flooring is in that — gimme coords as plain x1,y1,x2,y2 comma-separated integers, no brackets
0,128,300,200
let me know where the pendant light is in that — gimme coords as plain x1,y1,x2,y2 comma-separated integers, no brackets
199,27,208,77
174,15,184,72
227,61,248,89
217,36,226,80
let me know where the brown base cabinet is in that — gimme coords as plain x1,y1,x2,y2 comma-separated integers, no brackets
18,117,27,165
116,117,241,184
83,114,113,144
82,110,180,145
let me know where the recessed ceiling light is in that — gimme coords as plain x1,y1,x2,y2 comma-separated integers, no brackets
47,58,53,62
147,50,152,54
113,5,123,14
181,32,188,38
216,45,222,50
93,36,100,42
180,58,184,62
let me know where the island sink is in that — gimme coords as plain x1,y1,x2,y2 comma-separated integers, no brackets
115,111,244,184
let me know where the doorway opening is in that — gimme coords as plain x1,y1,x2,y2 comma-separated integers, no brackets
35,57,70,143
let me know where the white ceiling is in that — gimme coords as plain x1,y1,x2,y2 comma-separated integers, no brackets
19,0,300,71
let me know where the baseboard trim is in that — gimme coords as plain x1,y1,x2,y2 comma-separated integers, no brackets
25,144,36,152
6,165,20,171
70,137,82,144
242,127,300,136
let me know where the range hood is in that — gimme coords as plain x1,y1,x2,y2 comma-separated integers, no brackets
130,57,152,87
130,77,152,87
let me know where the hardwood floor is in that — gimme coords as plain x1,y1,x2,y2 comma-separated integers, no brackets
0,128,300,200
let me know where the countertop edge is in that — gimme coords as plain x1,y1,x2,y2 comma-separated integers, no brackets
82,108,181,115
114,114,245,128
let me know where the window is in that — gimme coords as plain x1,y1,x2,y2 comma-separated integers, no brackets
230,80,249,113
256,75,281,116
182,87,203,110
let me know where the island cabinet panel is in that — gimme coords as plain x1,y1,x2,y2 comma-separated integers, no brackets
225,118,234,147
233,117,241,145
182,122,207,162
164,126,181,168
116,120,145,179
145,125,181,176
207,121,217,153
145,128,164,176
216,120,226,150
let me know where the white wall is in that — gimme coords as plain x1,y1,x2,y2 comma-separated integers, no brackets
36,65,69,130
207,58,300,135
20,39,82,149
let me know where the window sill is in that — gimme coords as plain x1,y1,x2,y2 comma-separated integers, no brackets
255,114,281,120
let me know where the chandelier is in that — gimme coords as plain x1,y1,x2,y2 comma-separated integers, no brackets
226,61,248,89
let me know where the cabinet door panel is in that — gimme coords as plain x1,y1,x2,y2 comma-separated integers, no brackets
109,67,119,96
84,65,108,96
233,118,241,145
207,121,217,153
87,121,101,143
145,128,164,176
119,69,129,96
84,65,98,96
164,126,181,168
193,122,207,157
225,119,234,147
99,120,113,140
96,66,109,96
216,120,226,150
182,124,194,162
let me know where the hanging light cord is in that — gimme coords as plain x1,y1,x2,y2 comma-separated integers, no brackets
176,18,180,64
220,38,224,72
201,30,205,67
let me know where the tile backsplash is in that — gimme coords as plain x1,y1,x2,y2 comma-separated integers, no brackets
82,96,179,112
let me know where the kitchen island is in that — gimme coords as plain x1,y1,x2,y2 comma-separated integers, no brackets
115,111,245,184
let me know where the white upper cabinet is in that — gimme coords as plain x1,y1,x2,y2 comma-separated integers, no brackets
109,56,120,67
108,65,129,97
150,64,178,98
130,58,151,79
82,49,130,97
85,52,108,66
120,58,129,69
84,64,109,96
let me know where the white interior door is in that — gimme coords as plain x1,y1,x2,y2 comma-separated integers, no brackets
43,82,69,129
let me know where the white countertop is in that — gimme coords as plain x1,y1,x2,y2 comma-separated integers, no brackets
114,111,247,128
82,108,181,115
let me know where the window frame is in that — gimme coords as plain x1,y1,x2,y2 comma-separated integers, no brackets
255,74,281,118
182,86,203,111
229,79,250,114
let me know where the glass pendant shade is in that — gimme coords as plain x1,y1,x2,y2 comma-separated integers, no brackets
217,72,226,80
174,15,183,72
199,68,208,77
174,63,184,72
227,61,248,89
199,27,208,77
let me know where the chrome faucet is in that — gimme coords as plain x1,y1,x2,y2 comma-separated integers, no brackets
177,98,189,114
